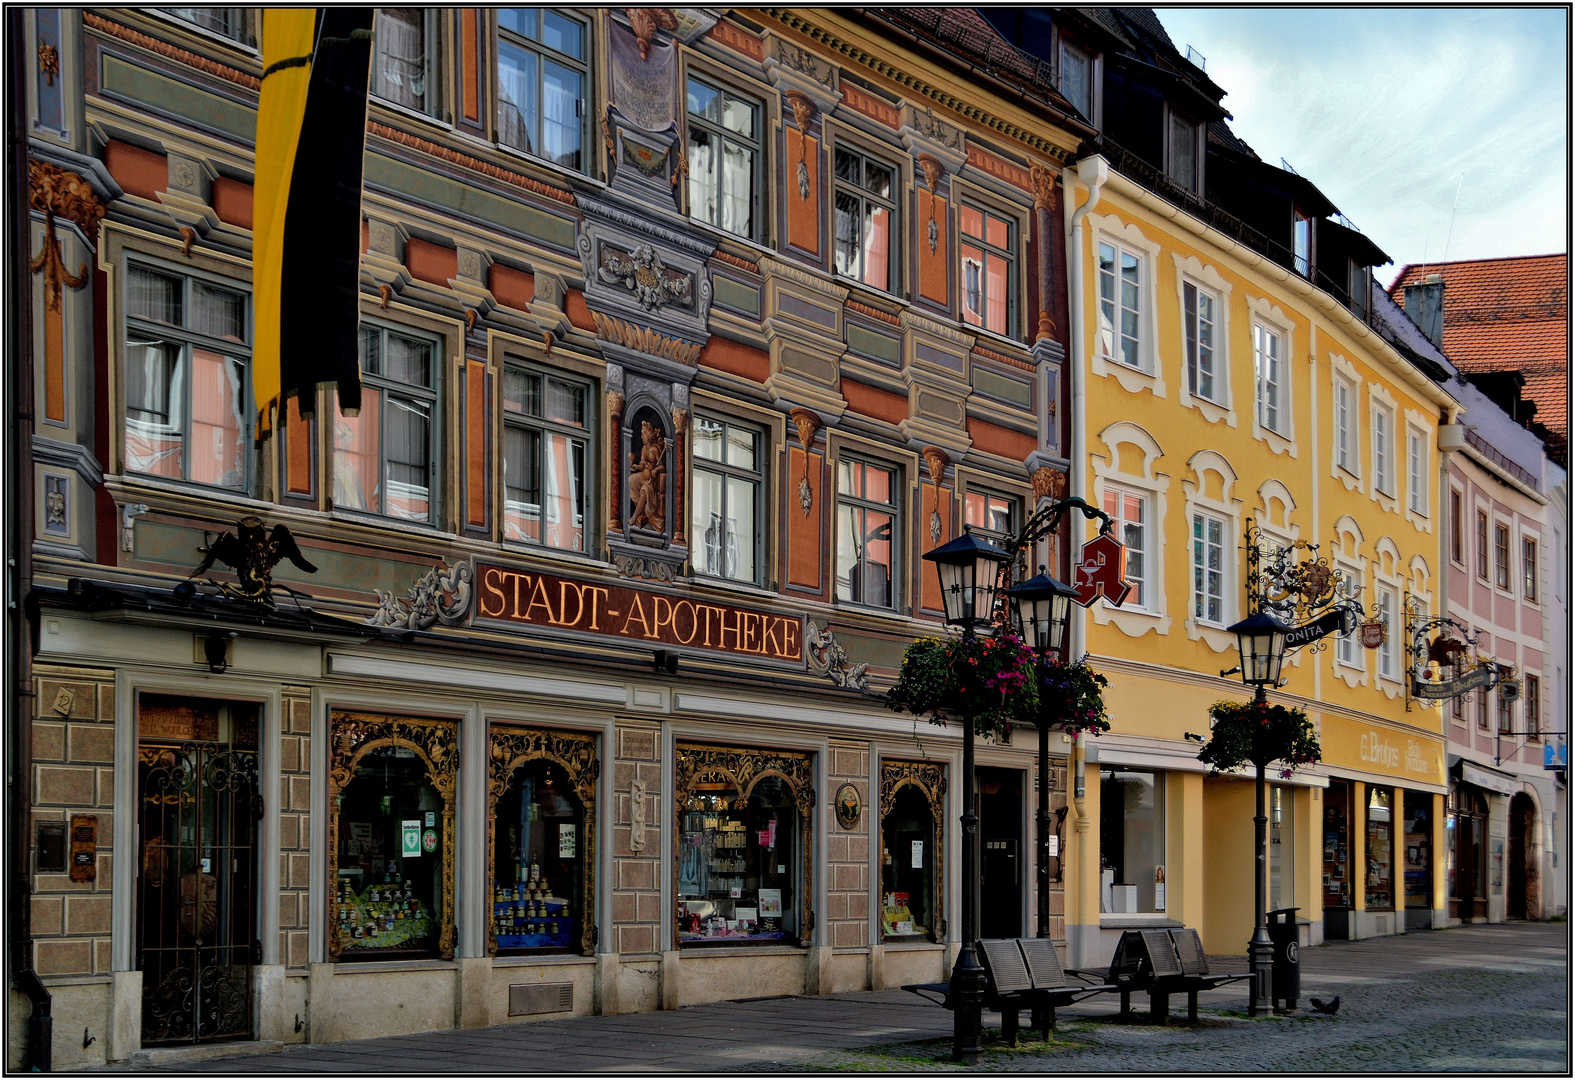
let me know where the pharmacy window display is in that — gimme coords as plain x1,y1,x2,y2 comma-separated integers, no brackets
879,760,946,942
674,744,814,947
487,726,599,956
327,712,458,961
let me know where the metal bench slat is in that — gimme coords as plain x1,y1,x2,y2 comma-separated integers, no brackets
1017,937,1069,991
1142,930,1184,978
1169,928,1210,977
978,938,1034,993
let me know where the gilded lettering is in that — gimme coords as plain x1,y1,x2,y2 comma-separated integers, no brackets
583,586,609,631
761,616,781,657
525,574,557,624
622,593,653,637
558,579,585,628
672,600,697,644
652,596,674,640
780,617,801,661
718,608,741,651
480,566,507,617
741,611,760,653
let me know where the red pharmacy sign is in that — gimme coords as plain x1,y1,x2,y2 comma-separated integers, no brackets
1073,533,1131,608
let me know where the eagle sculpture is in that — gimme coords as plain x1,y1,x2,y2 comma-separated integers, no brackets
191,517,317,604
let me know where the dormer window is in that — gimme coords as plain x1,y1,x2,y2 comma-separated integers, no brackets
1167,111,1200,193
1293,209,1313,277
1349,261,1371,321
1060,40,1093,120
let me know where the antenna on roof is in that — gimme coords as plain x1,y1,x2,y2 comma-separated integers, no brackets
1440,174,1464,264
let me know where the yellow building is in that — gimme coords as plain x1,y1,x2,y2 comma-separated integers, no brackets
1058,147,1461,965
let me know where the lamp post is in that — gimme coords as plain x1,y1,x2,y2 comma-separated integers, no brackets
1008,568,1079,940
1223,610,1290,1017
923,526,1010,1064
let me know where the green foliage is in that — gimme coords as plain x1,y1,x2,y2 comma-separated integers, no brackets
885,633,1039,740
1035,654,1112,739
1197,698,1322,777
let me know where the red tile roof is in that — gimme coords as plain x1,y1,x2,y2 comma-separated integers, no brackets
1387,254,1568,451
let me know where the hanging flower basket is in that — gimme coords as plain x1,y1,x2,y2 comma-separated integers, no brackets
885,632,1039,742
1034,654,1112,740
1196,698,1321,779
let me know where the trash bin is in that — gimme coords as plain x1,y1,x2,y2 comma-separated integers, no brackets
1265,906,1300,1012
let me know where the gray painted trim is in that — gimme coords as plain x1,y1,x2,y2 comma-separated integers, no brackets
32,539,90,562
24,140,125,201
32,434,104,485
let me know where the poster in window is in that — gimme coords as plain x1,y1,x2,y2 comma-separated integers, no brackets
559,824,576,858
757,888,782,917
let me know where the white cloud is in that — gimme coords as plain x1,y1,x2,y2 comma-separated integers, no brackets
1158,8,1567,268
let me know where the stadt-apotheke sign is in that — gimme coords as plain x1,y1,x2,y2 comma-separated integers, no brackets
475,563,803,663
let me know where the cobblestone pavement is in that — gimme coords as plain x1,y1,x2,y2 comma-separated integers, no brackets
128,921,1565,1073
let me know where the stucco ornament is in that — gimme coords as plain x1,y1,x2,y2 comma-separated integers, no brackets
806,621,870,691
365,561,474,630
599,243,692,311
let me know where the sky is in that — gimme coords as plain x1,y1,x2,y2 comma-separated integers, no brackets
1155,7,1569,283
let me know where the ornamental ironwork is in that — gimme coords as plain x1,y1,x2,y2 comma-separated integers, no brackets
189,517,317,606
486,725,600,957
1242,521,1363,656
1404,592,1503,711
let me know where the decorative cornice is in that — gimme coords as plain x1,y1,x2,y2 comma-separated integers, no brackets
841,84,899,128
576,193,718,257
757,255,851,302
709,19,765,61
30,159,107,243
972,343,1036,373
761,9,1080,165
845,299,900,327
590,311,703,365
966,144,1033,193
368,122,577,206
82,12,260,91
713,250,759,274
32,435,105,486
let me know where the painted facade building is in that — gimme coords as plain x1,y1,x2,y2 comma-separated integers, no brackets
9,6,1101,1068
989,8,1467,966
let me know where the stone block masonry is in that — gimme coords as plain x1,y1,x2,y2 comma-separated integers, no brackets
612,721,663,957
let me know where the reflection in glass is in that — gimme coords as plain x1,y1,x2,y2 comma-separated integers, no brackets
493,759,585,953
677,775,800,945
1099,767,1165,912
881,786,937,940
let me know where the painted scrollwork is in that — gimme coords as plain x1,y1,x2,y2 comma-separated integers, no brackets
327,712,459,961
365,561,474,630
673,744,816,946
805,622,870,692
487,725,600,957
29,159,105,311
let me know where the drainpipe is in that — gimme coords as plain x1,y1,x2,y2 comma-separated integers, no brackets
7,5,49,1068
1062,155,1106,965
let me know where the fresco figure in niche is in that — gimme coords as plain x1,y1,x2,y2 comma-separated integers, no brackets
629,416,668,532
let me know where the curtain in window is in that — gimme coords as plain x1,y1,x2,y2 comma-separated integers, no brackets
687,129,716,226
496,41,537,153
503,425,542,543
541,62,581,169
332,388,380,512
187,350,246,488
863,204,890,291
128,266,182,325
721,141,752,237
376,9,427,112
384,333,432,388
541,432,584,551
124,338,185,478
833,192,860,278
383,395,431,521
190,281,246,342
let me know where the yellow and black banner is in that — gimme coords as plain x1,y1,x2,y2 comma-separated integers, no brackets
254,8,374,433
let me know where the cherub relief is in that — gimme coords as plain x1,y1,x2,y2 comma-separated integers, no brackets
628,419,667,532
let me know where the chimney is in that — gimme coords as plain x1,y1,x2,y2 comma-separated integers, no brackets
1403,272,1445,349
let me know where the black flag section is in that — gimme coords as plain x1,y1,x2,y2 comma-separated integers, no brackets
279,8,375,417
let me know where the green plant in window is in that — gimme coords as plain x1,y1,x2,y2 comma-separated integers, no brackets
1197,699,1321,779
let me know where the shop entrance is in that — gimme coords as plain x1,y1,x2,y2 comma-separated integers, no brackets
1448,785,1488,922
135,694,260,1046
977,767,1023,938
1508,792,1536,919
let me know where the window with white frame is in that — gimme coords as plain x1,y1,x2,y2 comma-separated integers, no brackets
686,76,760,239
836,456,900,610
833,148,898,292
1059,39,1092,119
1372,404,1394,495
1254,323,1285,434
374,9,437,116
333,324,439,523
960,204,1018,339
1494,522,1511,590
502,365,590,552
1475,510,1489,580
123,262,250,491
1183,281,1220,403
1407,426,1427,513
1336,610,1359,667
692,413,765,584
1191,512,1227,625
1497,688,1513,734
1526,674,1541,738
1522,536,1538,601
1103,487,1148,608
1377,584,1398,679
1334,375,1356,472
1097,241,1143,368
1449,489,1463,563
497,9,589,171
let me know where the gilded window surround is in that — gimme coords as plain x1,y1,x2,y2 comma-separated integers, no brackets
326,711,459,961
486,723,600,957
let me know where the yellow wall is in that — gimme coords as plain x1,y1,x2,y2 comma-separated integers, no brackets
1200,777,1256,955
1166,771,1206,930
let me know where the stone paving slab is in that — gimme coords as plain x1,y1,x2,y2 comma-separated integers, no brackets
115,921,1565,1073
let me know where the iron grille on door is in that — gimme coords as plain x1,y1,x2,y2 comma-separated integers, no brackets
136,701,260,1046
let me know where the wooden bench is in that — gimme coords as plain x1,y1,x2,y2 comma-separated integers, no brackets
1067,928,1254,1025
902,938,1120,1045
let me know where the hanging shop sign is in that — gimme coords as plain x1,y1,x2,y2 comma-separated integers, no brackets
1544,741,1566,771
1412,660,1499,700
475,564,803,663
1358,619,1386,649
1283,608,1354,651
1072,533,1131,608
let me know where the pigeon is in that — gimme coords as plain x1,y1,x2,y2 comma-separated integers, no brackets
1309,996,1340,1015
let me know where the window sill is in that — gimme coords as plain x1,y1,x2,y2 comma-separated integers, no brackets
112,473,262,510
1091,601,1170,639
835,275,912,314
1252,421,1297,459
677,943,807,957
369,98,454,135
881,939,945,950
968,325,1031,357
686,574,776,601
832,600,913,626
143,10,260,56
329,508,453,540
1099,914,1179,928
1092,352,1166,399
500,538,605,568
330,958,455,974
1180,392,1235,428
491,953,596,968
493,138,599,190
1184,617,1234,654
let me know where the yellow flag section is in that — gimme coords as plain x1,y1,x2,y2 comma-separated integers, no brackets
253,8,317,436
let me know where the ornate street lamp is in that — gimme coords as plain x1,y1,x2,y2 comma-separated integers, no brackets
922,526,1010,1063
1224,608,1290,1016
1009,568,1080,949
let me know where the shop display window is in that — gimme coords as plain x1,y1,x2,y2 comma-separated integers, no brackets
327,712,457,961
675,745,813,947
1099,767,1165,913
879,762,946,943
1322,780,1351,909
1403,791,1432,911
493,760,585,952
1366,786,1394,911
